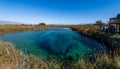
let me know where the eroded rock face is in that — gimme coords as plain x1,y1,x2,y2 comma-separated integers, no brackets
35,28,93,60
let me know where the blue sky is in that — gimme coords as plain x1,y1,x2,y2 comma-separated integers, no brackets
0,0,120,24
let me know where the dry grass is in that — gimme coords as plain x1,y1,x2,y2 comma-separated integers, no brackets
0,25,35,34
70,25,101,35
0,41,120,69
0,25,71,34
0,24,101,35
0,41,63,69
74,53,120,69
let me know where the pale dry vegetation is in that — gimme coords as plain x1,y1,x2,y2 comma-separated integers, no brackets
0,25,70,34
70,25,101,35
0,25,35,34
0,41,120,69
0,41,62,69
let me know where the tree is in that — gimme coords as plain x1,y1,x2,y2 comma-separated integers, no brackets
95,20,104,25
38,22,46,26
95,20,105,28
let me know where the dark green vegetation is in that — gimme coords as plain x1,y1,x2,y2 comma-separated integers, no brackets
38,22,46,26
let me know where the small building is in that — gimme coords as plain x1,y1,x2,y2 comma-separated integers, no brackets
109,14,120,33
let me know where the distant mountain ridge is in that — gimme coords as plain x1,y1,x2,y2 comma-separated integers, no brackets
0,20,22,25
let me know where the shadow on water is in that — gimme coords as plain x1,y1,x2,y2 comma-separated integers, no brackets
0,28,107,61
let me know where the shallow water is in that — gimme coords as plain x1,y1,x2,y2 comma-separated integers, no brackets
0,28,106,60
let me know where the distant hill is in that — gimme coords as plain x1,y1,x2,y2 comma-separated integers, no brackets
0,20,22,25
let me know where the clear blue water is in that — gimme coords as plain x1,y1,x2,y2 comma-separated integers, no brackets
0,28,106,60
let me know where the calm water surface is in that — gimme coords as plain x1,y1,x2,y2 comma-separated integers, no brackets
0,28,106,60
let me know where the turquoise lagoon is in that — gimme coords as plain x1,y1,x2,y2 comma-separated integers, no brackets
0,28,106,60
